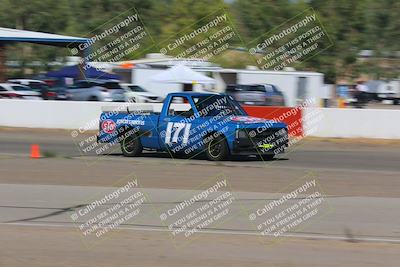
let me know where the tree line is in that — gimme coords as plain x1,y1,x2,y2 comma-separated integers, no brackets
0,0,398,81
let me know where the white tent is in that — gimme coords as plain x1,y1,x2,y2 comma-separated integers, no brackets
151,64,215,84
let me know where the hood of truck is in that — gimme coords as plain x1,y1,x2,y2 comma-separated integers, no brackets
230,116,287,128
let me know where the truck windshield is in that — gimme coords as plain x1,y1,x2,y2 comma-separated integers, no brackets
192,95,247,117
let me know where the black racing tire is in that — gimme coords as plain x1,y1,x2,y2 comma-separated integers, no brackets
88,96,99,101
257,154,275,161
205,134,229,161
120,132,142,157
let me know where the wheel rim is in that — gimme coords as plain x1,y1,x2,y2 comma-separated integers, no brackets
208,139,222,158
122,136,135,153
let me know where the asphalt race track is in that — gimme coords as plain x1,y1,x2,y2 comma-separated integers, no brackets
1,128,400,267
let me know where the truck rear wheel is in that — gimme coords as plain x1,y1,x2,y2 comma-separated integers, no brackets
120,133,142,157
205,134,229,161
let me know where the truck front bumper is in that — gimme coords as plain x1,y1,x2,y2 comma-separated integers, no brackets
232,128,288,155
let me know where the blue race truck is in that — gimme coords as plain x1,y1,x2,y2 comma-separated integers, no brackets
98,92,288,161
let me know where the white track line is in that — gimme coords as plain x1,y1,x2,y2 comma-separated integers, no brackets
2,221,400,244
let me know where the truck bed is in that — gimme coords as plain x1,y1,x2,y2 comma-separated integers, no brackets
98,110,161,150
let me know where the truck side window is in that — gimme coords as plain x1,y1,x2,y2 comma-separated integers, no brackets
167,96,194,118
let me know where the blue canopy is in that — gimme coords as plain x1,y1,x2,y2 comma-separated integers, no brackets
46,65,119,80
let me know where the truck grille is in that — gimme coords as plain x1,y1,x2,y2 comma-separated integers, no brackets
251,128,287,146
235,127,288,154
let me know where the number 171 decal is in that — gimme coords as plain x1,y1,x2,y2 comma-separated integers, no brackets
165,122,191,144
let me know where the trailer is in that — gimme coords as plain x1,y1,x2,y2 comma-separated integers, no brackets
211,69,324,107
114,64,324,107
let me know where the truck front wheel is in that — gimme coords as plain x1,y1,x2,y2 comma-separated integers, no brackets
205,135,229,161
120,133,143,157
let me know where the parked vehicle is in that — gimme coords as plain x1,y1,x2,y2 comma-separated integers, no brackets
8,79,56,100
0,83,42,99
98,92,288,161
66,79,125,102
226,84,285,106
121,84,163,103
261,84,286,106
347,83,377,108
373,80,400,105
53,87,69,100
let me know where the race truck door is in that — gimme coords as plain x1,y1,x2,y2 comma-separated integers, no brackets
158,95,198,155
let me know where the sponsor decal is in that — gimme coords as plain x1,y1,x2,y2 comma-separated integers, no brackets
231,116,266,124
258,143,275,149
116,119,145,126
101,119,116,134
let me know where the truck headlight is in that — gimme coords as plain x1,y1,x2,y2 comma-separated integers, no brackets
236,129,248,139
